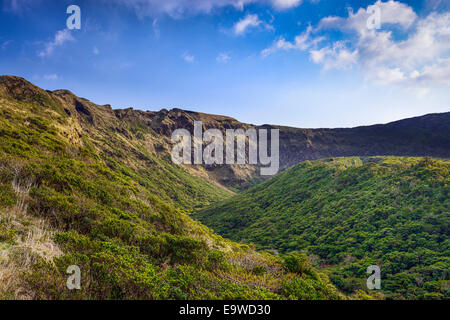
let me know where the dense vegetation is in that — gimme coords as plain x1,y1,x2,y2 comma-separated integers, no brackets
195,157,450,299
3,75,448,300
0,76,342,300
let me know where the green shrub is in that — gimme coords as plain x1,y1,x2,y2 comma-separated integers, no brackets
0,184,16,207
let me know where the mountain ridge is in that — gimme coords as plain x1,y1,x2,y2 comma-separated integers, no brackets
1,75,449,190
0,75,447,300
0,74,345,300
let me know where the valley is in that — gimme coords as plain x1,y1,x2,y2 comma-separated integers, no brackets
194,157,450,299
0,75,448,300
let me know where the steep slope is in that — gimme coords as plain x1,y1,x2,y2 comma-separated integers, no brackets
115,109,450,190
0,76,232,210
3,74,447,192
113,107,260,190
0,75,342,299
195,157,450,299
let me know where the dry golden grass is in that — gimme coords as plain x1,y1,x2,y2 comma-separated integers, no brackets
0,172,62,300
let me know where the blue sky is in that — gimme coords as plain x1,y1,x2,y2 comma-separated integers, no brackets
0,0,449,128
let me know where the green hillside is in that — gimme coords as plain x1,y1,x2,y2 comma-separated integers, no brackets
195,157,450,299
0,76,342,300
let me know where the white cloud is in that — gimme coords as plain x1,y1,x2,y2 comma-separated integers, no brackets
217,52,231,63
107,0,301,18
234,14,263,35
359,12,450,70
318,0,417,37
370,67,406,85
271,0,302,10
350,10,450,88
394,59,450,87
182,52,195,63
43,74,58,80
262,1,450,91
2,0,39,13
310,42,358,70
262,25,324,56
93,47,99,55
39,29,75,57
262,37,296,57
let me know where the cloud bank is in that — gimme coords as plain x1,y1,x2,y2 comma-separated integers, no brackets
107,0,302,18
263,0,450,91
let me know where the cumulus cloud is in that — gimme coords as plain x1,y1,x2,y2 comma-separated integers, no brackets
310,41,358,70
414,59,450,86
262,0,450,91
107,0,301,18
317,0,417,36
39,29,74,57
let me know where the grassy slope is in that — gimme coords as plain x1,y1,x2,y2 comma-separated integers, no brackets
0,76,342,300
195,157,450,299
